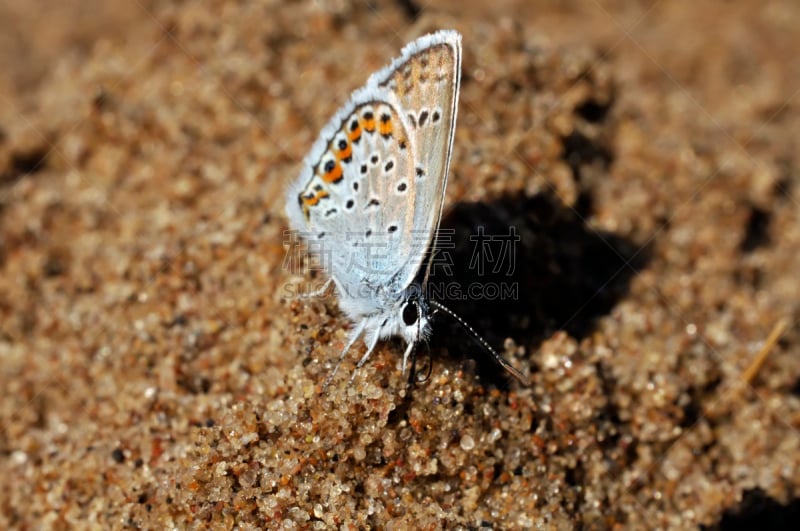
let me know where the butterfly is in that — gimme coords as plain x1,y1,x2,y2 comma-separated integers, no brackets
286,30,527,386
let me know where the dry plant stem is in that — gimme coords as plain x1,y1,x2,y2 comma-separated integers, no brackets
742,317,789,384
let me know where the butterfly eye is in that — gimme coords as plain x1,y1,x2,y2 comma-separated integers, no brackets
402,301,419,326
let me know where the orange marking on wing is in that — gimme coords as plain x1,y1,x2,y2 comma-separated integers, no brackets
348,125,361,143
300,194,313,219
337,142,352,161
300,189,330,220
302,194,320,207
362,116,376,133
379,117,393,137
322,162,343,183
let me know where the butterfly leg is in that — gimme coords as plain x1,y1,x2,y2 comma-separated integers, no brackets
324,318,366,387
349,324,384,384
403,340,420,392
401,340,416,377
402,342,434,391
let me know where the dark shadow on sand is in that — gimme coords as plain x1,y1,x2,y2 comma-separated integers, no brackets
424,190,651,386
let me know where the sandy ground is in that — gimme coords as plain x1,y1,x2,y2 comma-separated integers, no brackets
1,0,799,528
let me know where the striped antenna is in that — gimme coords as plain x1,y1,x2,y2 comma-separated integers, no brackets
429,300,529,385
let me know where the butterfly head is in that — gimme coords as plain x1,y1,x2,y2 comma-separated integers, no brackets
385,283,432,347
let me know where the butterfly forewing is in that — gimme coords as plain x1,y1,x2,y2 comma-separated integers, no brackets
369,31,462,288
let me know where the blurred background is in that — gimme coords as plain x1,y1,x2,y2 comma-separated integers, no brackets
1,0,799,528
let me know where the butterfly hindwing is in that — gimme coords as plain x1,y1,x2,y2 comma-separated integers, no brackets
286,87,420,316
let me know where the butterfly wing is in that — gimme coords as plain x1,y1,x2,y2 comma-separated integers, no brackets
286,31,462,319
286,86,420,317
368,30,462,288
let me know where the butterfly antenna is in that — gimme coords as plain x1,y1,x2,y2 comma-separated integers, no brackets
428,300,529,385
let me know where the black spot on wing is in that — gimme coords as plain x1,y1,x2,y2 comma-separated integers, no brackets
419,110,429,126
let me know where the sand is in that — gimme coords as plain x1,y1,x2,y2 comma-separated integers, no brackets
1,0,799,528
